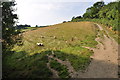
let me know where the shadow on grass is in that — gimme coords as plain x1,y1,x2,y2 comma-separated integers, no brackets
2,50,118,78
3,51,52,79
47,50,92,71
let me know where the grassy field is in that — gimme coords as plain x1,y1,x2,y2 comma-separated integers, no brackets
13,22,98,54
3,21,99,78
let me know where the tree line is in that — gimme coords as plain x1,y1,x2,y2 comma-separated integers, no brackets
71,1,120,31
16,24,31,29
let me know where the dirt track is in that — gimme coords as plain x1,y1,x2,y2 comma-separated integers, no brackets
75,24,118,78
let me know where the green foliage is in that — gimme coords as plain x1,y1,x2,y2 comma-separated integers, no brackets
98,2,119,31
83,1,105,18
2,1,19,53
35,25,38,27
72,1,120,31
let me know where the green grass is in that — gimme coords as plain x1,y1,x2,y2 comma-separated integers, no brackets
51,48,93,71
20,27,39,32
3,51,52,78
5,21,99,78
50,59,70,78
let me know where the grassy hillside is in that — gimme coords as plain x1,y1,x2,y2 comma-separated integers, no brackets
3,22,98,78
13,22,98,54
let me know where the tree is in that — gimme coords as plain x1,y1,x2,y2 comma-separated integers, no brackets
63,21,66,23
2,1,18,53
83,12,90,18
83,1,105,18
2,1,20,78
36,25,38,27
93,1,105,9
98,2,119,20
71,16,75,21
76,16,82,19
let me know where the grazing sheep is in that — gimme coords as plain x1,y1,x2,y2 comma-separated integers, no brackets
18,33,22,36
53,36,57,39
40,36,44,38
37,43,44,46
65,40,68,43
90,56,94,59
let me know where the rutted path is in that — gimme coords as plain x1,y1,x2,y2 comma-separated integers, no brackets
48,55,77,77
76,24,118,78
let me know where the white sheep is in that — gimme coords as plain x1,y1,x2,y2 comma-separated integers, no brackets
18,34,22,36
37,43,44,46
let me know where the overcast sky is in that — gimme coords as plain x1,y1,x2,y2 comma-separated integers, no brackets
15,0,116,26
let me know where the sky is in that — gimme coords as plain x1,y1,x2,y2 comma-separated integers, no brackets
15,0,116,26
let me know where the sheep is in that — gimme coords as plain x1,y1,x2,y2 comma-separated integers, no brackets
65,40,68,43
18,33,22,36
37,43,44,46
40,36,44,38
53,36,57,39
90,56,94,59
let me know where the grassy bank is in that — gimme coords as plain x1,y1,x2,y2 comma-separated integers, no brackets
3,22,98,78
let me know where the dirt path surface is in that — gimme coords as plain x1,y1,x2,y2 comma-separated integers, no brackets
75,24,118,78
